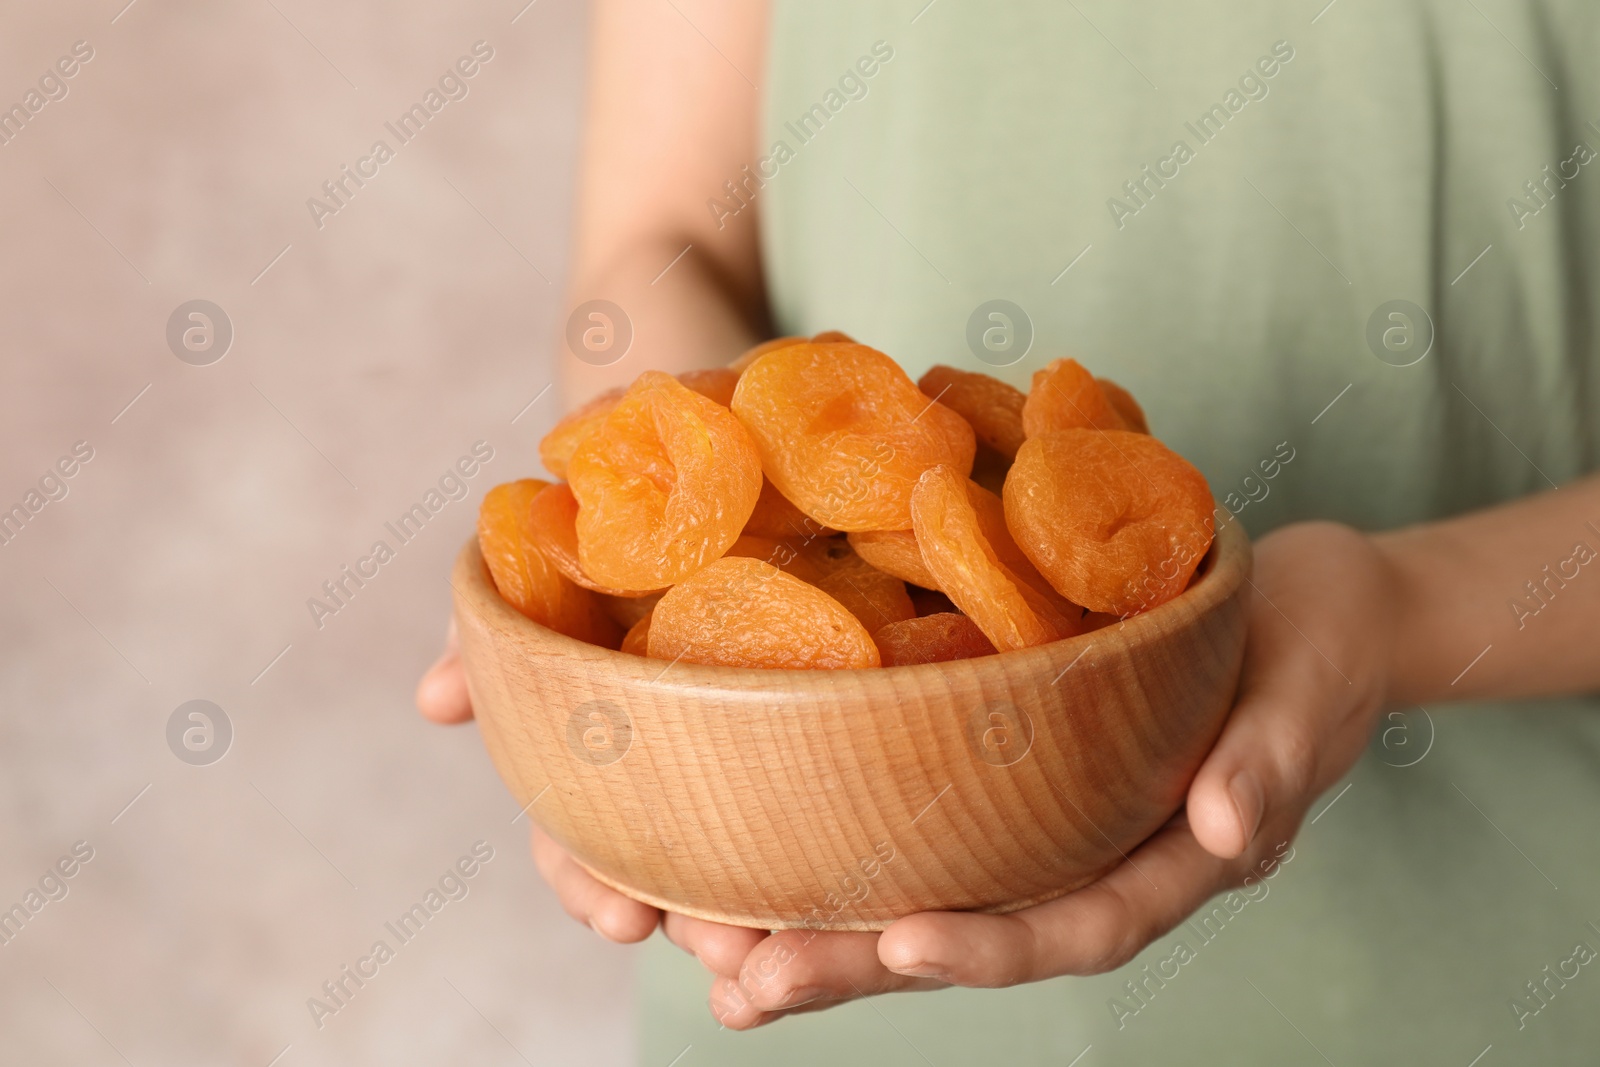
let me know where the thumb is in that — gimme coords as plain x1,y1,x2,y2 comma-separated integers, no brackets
416,618,475,724
1185,661,1322,860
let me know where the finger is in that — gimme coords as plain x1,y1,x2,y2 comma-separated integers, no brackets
1187,538,1384,860
710,986,876,1029
1186,628,1358,858
879,822,1234,986
661,912,767,977
529,826,659,942
710,929,943,1031
416,619,474,724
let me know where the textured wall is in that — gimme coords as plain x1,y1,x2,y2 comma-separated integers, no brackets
0,2,636,1063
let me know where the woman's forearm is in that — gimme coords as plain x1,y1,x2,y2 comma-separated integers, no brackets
1376,474,1600,706
563,239,763,405
560,0,771,408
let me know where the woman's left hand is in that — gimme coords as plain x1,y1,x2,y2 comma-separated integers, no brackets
665,521,1397,1028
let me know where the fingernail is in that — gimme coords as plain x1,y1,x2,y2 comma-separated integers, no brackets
1228,769,1264,846
889,962,949,980
781,986,827,1008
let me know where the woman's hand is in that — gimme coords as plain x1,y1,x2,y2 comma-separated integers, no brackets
420,469,1600,1026
667,520,1398,1028
414,522,1396,1020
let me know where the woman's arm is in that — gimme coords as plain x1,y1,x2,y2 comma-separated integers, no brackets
561,0,771,407
684,476,1600,1028
1380,474,1600,704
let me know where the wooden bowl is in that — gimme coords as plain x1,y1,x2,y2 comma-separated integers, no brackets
452,520,1250,931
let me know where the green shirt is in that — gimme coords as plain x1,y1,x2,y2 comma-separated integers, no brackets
642,2,1600,1062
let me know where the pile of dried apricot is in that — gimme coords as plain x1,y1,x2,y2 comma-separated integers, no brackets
477,334,1216,669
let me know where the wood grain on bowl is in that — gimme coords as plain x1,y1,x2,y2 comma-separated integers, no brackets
452,520,1250,931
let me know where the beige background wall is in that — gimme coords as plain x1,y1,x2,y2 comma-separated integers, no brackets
0,1,636,1063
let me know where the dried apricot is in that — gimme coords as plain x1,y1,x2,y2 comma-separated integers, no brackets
800,539,914,633
569,371,763,591
1012,574,1090,638
847,528,934,588
743,479,833,542
1021,358,1128,439
728,336,804,373
873,613,997,666
976,500,1096,639
732,343,975,531
910,464,1067,651
539,387,623,479
918,365,1026,459
809,329,855,343
540,368,744,478
724,533,822,583
647,556,879,669
677,367,740,408
476,479,622,647
621,611,653,656
526,482,662,598
1004,429,1214,616
1098,378,1149,434
962,478,1052,590
848,478,1059,600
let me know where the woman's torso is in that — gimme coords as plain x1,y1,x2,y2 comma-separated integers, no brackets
641,3,1600,1063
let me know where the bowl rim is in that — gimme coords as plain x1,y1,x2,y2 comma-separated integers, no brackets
453,516,1250,691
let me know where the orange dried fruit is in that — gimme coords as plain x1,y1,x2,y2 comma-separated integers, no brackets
911,464,1079,652
569,371,763,591
964,485,1091,636
802,540,915,634
724,533,823,583
539,368,745,478
743,478,833,542
847,528,934,589
1004,428,1214,616
476,479,622,647
647,556,880,669
732,343,975,531
1021,358,1128,439
1098,378,1149,434
728,335,805,373
526,482,662,598
539,387,624,479
677,367,741,408
918,365,1026,459
849,478,1062,601
1012,574,1091,638
809,329,855,343
873,613,997,666
620,611,653,656
962,478,1050,589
